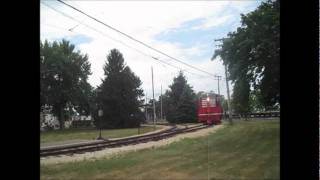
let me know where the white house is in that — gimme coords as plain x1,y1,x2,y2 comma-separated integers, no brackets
40,104,93,130
40,113,60,130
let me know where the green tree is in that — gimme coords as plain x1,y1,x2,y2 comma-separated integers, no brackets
249,89,265,112
159,90,170,121
212,0,279,110
165,71,197,123
231,77,250,114
40,39,93,129
98,49,144,128
176,87,197,122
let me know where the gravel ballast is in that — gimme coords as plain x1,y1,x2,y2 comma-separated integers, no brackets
41,124,225,165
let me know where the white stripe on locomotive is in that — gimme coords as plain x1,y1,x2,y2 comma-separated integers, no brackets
198,113,223,116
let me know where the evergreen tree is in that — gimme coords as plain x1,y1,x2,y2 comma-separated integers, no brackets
175,87,197,123
159,90,170,121
166,71,197,123
98,49,144,128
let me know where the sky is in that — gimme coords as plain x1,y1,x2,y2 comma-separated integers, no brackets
40,0,263,101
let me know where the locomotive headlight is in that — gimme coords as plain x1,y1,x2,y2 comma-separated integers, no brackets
206,97,210,102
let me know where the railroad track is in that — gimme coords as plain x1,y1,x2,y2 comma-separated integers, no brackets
40,124,209,157
40,126,178,154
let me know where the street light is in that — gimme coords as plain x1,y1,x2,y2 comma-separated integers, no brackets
96,88,105,140
97,108,104,140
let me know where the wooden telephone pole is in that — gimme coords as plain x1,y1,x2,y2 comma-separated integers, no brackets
214,75,221,95
214,38,233,124
160,85,163,121
151,67,156,129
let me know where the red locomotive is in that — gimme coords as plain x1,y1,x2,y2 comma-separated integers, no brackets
198,93,223,125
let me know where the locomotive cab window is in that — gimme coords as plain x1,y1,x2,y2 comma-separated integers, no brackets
209,98,216,107
201,98,208,107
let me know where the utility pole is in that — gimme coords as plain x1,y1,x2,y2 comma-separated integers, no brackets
151,67,156,130
145,92,148,122
224,65,233,124
214,75,221,95
160,85,163,121
214,38,233,124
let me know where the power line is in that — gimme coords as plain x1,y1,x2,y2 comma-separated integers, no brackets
41,23,72,33
68,24,79,32
42,3,155,63
56,0,216,77
151,57,207,78
42,1,209,79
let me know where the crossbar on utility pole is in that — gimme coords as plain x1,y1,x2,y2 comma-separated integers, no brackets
151,67,156,130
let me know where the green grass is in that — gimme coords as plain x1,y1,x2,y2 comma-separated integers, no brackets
41,126,160,145
41,119,279,180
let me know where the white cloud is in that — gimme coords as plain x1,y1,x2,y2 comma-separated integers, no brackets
40,1,257,99
191,14,233,30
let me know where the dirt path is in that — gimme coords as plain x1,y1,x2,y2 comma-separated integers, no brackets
41,124,225,165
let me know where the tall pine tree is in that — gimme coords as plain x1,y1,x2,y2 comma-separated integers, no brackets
165,71,197,123
98,49,144,128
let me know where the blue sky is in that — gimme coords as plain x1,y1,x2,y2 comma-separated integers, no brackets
68,34,93,45
153,1,261,63
41,1,263,99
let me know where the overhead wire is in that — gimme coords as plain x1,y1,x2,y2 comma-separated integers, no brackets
41,1,209,79
56,0,216,77
41,23,66,31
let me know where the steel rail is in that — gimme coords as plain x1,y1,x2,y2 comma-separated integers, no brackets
40,124,208,157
